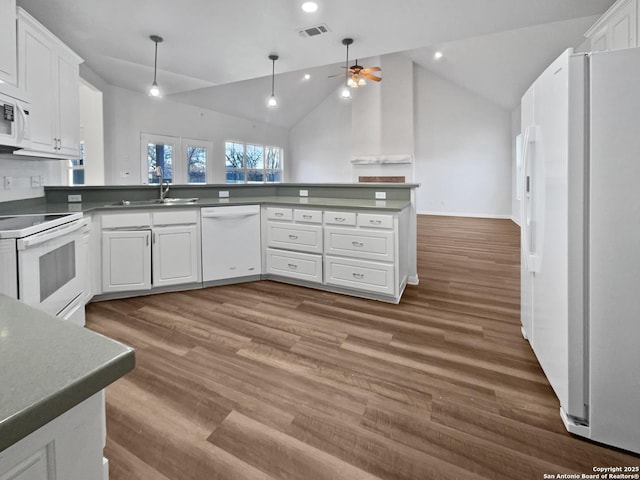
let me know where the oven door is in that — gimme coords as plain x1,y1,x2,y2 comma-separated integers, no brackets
17,219,86,316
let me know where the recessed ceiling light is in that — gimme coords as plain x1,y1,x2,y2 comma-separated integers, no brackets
301,1,318,13
434,51,443,60
304,73,311,80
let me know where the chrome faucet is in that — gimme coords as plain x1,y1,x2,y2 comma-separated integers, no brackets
154,166,170,200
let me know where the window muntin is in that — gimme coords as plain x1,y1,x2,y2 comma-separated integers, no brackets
225,141,282,184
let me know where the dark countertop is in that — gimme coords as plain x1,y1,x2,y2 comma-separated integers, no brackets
0,295,135,452
2,196,412,215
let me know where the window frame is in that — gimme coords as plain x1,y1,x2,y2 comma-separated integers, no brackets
224,140,283,184
141,133,213,184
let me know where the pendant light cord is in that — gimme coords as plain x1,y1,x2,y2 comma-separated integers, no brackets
345,43,349,87
271,58,275,96
153,41,158,84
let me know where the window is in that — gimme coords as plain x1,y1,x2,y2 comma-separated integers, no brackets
68,142,85,185
225,141,282,184
141,134,212,184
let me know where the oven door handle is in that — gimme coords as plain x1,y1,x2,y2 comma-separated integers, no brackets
17,220,85,250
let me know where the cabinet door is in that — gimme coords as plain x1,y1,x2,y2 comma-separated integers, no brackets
55,53,80,157
608,0,637,49
18,20,56,154
102,230,151,293
0,0,17,85
152,225,199,287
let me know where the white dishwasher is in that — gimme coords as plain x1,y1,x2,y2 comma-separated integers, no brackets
201,205,262,283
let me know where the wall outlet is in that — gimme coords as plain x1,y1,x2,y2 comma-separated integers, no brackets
299,189,309,197
375,191,387,200
218,191,229,198
3,176,12,190
67,194,82,203
30,176,42,188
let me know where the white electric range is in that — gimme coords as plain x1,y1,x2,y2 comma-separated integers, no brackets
0,212,89,325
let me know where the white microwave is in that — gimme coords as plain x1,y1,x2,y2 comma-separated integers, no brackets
0,85,30,152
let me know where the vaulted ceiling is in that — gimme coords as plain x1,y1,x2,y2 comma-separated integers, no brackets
17,0,615,126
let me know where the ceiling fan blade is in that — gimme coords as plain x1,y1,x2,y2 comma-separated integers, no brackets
328,73,347,78
362,73,382,82
361,66,381,73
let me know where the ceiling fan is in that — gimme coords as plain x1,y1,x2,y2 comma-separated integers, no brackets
329,38,381,88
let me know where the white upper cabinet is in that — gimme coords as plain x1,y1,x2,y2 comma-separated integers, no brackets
0,0,17,85
17,8,82,159
585,0,638,52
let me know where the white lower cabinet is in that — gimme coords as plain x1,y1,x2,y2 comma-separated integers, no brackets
100,209,200,295
152,225,199,287
0,393,106,480
265,248,323,283
325,255,395,296
102,230,151,293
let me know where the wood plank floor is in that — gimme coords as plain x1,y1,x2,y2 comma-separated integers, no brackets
86,215,639,480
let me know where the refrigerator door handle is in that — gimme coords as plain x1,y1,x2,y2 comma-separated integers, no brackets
521,125,539,273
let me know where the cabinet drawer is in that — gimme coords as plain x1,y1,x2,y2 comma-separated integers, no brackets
324,227,395,262
266,207,293,221
293,208,322,224
152,209,198,226
325,255,395,295
358,213,394,229
324,211,356,226
267,222,323,254
266,248,322,283
101,212,151,229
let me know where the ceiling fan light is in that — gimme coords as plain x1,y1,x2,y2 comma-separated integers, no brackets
357,77,366,86
267,95,278,108
340,86,351,100
347,77,358,88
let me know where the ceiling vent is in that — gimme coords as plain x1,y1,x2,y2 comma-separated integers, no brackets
298,24,330,38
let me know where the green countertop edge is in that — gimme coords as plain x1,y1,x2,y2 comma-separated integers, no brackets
0,349,135,453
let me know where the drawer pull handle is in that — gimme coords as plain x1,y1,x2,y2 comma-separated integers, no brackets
370,220,382,225
275,212,284,217
302,215,312,219
334,217,346,222
352,241,364,247
288,234,298,240
287,263,298,269
352,272,364,279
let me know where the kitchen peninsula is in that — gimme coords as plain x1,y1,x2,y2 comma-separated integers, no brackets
2,183,419,304
0,294,134,479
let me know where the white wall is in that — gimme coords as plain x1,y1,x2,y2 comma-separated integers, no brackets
102,85,289,184
413,67,512,217
79,80,105,185
0,155,65,202
288,87,352,182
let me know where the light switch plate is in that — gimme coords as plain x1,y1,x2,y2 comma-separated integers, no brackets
3,176,12,190
67,194,82,203
299,189,309,197
375,191,387,200
219,191,229,198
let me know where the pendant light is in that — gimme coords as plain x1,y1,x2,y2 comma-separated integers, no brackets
339,38,352,100
267,54,279,108
149,35,163,97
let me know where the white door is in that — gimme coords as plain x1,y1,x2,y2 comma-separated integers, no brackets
0,0,17,85
19,20,55,154
201,206,261,282
102,230,151,292
519,84,535,341
527,50,574,415
152,225,199,287
55,52,80,157
587,47,640,453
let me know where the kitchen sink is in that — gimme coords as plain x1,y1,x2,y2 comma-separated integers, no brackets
109,198,198,206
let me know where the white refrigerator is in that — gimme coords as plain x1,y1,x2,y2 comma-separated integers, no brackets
520,46,640,454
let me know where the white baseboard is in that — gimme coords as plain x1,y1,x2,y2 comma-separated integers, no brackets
511,215,521,227
417,210,512,220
